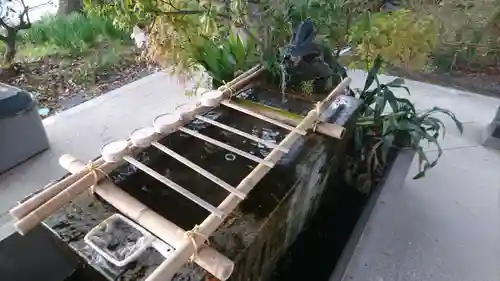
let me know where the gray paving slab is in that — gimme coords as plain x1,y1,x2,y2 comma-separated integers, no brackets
337,71,500,281
348,70,500,124
339,146,500,281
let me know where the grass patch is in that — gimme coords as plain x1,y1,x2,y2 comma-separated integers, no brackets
0,13,145,87
0,12,134,63
17,43,69,61
20,12,130,52
0,12,140,84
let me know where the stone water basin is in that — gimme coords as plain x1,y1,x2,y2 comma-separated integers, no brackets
38,86,359,281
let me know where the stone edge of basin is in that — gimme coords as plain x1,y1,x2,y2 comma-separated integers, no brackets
328,149,416,281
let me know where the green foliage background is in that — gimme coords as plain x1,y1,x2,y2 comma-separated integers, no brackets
82,0,439,79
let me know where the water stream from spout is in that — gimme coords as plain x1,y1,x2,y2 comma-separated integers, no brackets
280,62,288,104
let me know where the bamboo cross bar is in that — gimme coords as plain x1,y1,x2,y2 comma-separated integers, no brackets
142,77,352,281
319,77,352,111
178,127,275,168
122,156,224,217
14,160,120,235
218,65,263,91
100,135,225,218
220,100,308,135
59,154,235,281
231,98,346,139
9,158,106,219
128,129,231,214
151,142,246,200
194,115,289,153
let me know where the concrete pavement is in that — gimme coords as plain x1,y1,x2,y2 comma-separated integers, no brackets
339,70,500,281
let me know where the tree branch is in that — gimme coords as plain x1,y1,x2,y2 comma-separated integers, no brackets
146,0,204,16
336,8,352,57
159,0,181,11
17,0,32,30
0,18,9,29
156,9,203,15
157,0,202,14
20,0,29,16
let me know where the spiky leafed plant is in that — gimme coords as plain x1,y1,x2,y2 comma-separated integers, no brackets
190,32,257,88
345,56,463,194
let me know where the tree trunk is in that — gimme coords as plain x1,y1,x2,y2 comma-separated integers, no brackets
4,29,17,65
57,0,83,15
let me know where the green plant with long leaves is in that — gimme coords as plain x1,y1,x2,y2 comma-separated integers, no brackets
345,56,463,194
83,0,439,92
190,33,257,88
82,0,360,84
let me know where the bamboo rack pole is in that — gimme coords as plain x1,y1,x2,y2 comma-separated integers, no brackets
219,65,263,90
178,127,275,167
59,154,234,281
231,99,346,139
151,142,246,200
9,158,106,219
220,100,308,135
122,155,224,217
10,65,263,234
143,77,352,281
194,115,289,153
13,160,123,235
109,133,225,216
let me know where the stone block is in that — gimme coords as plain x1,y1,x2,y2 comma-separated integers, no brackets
482,106,500,150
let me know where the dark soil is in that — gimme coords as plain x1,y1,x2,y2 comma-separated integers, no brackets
269,178,367,281
0,48,159,116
